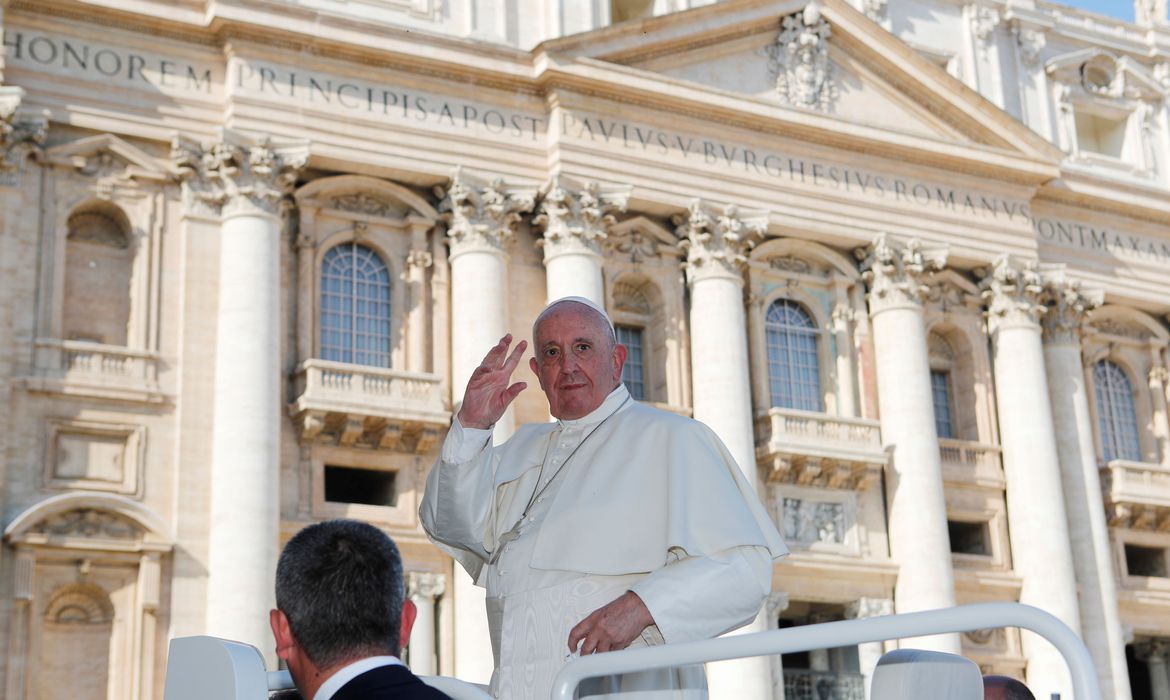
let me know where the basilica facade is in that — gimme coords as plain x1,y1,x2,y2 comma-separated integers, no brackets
1,0,1169,698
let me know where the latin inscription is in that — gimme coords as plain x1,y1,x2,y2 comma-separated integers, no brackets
5,28,1168,265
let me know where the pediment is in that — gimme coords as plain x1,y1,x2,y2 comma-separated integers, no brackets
541,0,1061,163
46,134,178,182
1047,49,1168,102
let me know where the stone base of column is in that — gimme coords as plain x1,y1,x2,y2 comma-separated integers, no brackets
707,610,774,700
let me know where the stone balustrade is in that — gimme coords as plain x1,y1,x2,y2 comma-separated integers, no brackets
939,438,1005,488
289,358,450,453
755,408,887,490
24,338,162,403
1101,459,1170,530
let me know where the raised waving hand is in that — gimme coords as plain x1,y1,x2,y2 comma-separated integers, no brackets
457,334,528,430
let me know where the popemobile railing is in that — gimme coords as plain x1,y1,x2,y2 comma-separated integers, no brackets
550,603,1101,700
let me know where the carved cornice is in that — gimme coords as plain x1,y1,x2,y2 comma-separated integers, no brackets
674,199,767,284
0,87,48,185
1041,273,1102,345
437,168,534,259
534,177,629,263
978,256,1050,334
171,129,308,218
31,509,142,540
767,4,837,113
407,571,446,600
857,233,947,314
846,597,893,620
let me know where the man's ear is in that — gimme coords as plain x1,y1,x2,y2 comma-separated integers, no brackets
529,356,539,376
612,342,628,382
270,608,296,661
399,599,418,651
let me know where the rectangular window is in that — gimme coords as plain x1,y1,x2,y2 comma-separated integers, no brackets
931,370,954,439
947,520,989,556
616,325,645,401
324,465,397,507
1075,111,1127,158
1125,544,1168,578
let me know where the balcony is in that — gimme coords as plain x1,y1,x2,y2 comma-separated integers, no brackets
289,359,450,453
755,408,887,490
939,438,1004,489
1101,459,1170,530
783,669,865,700
19,338,164,403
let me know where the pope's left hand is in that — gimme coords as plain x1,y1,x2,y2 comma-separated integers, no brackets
567,591,655,655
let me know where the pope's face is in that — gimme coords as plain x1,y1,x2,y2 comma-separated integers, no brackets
529,304,626,421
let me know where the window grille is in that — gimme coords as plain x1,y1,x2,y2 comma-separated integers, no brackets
1094,360,1142,462
320,243,392,367
931,370,954,439
616,325,645,401
766,300,823,412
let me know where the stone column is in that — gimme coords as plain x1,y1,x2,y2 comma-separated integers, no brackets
676,199,773,698
1042,276,1130,700
766,592,791,700
1148,360,1170,465
437,169,533,683
406,215,433,374
847,597,894,700
407,572,446,677
534,177,629,306
980,256,1081,700
831,278,858,418
1136,640,1170,700
172,131,308,658
858,234,959,653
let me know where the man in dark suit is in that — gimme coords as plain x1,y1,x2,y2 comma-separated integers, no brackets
269,519,451,700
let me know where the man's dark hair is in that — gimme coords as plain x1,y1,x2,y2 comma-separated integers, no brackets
275,519,405,668
983,674,1036,700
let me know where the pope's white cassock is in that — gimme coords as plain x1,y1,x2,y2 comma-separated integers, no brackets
420,383,789,700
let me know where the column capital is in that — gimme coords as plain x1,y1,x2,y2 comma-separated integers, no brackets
1041,272,1103,345
171,129,308,219
978,255,1052,334
406,571,446,600
0,87,48,186
438,167,535,258
534,177,629,263
857,233,947,314
674,199,767,284
766,591,790,615
846,597,894,620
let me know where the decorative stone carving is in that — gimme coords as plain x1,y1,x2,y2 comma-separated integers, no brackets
30,509,141,540
437,167,534,256
862,0,888,24
1013,24,1046,68
1149,366,1170,385
767,3,837,113
1136,0,1169,27
963,627,1008,649
846,597,893,620
612,280,654,315
674,199,767,283
927,331,955,360
533,178,630,261
970,5,1001,56
407,571,446,600
171,130,309,218
1091,318,1152,340
978,256,1047,333
406,249,434,272
329,193,401,218
781,497,846,544
0,86,48,184
768,254,827,276
857,233,947,313
607,227,661,264
43,582,114,624
1041,275,1102,344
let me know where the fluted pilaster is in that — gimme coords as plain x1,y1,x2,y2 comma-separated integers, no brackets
1041,274,1129,700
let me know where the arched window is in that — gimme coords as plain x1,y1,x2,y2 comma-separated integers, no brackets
320,243,392,367
63,204,133,345
766,299,823,412
1094,360,1142,462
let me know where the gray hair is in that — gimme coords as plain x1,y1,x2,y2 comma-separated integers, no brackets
275,519,405,668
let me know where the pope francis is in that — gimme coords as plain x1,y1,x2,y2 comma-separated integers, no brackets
420,297,788,699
